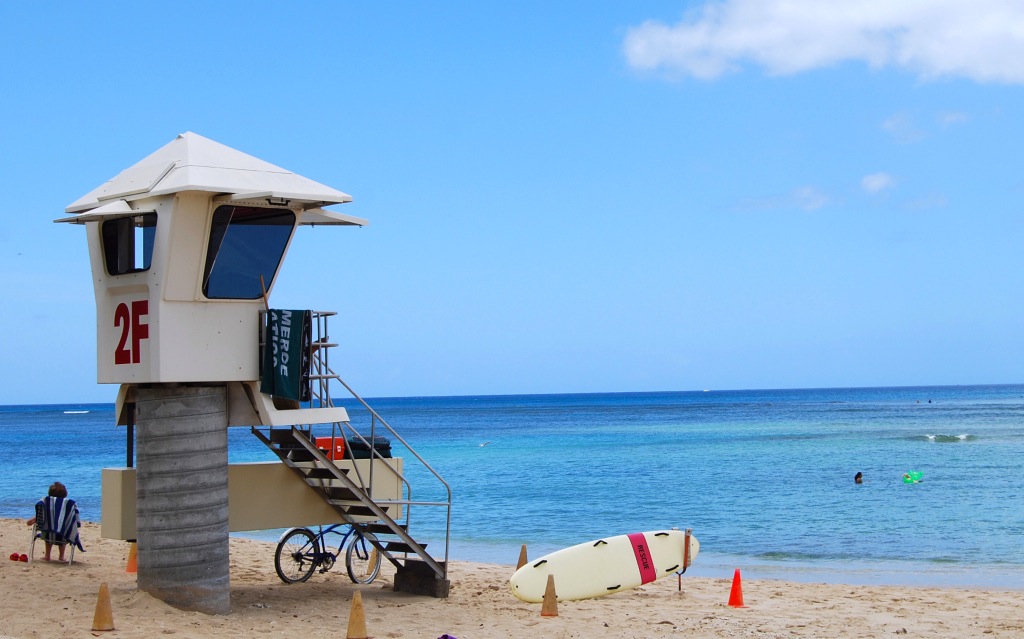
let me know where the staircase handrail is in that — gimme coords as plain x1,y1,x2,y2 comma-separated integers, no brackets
329,371,452,570
268,309,451,572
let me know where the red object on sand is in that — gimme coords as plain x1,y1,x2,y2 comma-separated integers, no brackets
728,568,745,607
19,554,28,562
9,552,19,561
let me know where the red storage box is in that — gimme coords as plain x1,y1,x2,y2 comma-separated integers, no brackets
315,437,345,460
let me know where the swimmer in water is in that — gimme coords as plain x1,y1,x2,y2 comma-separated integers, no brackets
854,472,863,484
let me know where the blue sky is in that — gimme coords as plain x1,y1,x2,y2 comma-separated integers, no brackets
2,1,1022,404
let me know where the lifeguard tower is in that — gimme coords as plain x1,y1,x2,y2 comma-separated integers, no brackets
57,132,451,613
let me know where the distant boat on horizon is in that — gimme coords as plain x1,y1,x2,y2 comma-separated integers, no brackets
63,410,89,414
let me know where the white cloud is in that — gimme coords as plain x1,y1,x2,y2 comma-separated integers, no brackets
937,111,969,128
862,172,896,194
881,112,926,143
793,186,828,211
736,186,829,212
623,0,1024,83
905,193,949,211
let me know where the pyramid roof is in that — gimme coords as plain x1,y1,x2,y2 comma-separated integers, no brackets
64,132,358,223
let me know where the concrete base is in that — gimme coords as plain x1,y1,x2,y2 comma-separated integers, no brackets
135,385,230,615
394,560,450,598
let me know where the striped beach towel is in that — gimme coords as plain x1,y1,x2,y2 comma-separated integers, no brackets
35,496,84,551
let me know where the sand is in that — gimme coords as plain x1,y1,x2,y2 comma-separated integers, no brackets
1,519,1022,639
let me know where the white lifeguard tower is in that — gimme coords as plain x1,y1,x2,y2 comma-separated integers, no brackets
57,132,451,613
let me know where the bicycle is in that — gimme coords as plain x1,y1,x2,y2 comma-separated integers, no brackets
274,524,382,584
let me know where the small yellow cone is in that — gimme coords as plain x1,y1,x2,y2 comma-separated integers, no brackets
540,574,558,617
91,582,114,631
346,590,369,639
516,544,528,570
365,549,378,577
125,542,137,574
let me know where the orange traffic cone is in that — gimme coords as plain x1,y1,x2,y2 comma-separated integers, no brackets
92,582,115,631
125,542,137,574
346,590,368,639
540,574,558,617
517,544,528,570
728,569,745,608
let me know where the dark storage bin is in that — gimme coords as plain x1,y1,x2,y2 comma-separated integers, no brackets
346,436,392,459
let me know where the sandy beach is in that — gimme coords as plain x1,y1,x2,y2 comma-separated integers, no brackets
2,519,1022,639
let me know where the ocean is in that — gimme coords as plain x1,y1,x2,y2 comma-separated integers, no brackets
2,384,1023,589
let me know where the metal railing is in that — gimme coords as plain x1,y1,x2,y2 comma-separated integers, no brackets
258,310,452,571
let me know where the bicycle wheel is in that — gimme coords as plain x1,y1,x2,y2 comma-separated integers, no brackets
275,528,320,584
345,532,381,584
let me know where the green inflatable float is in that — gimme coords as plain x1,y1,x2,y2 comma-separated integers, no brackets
902,470,923,484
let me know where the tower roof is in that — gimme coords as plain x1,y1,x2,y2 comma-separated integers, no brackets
64,132,357,220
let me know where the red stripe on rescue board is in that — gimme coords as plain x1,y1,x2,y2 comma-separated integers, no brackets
627,532,657,584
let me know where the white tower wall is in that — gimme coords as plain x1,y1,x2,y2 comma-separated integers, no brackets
85,192,289,384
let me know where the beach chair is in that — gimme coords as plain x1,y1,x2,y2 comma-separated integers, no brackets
28,496,85,565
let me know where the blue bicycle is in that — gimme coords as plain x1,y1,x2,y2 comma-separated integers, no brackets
274,524,382,584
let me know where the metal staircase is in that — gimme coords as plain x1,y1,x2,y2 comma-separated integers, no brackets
253,311,452,597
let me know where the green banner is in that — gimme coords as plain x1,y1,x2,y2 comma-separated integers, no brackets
261,309,311,402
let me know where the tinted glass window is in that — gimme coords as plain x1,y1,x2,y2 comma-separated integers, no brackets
101,213,157,275
203,206,295,299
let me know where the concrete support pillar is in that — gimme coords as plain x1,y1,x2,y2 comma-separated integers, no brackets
135,385,230,614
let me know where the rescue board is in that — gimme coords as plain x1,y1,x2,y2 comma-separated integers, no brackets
509,529,699,602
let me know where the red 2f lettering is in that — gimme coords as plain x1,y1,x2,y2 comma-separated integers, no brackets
114,300,150,365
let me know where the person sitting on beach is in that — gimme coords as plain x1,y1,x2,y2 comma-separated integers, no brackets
26,482,84,562
854,472,863,484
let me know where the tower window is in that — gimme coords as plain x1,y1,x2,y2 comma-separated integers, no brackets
203,206,295,300
101,213,157,275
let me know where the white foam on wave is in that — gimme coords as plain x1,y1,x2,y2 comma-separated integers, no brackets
925,433,970,442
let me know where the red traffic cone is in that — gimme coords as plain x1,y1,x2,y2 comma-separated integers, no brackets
728,569,746,608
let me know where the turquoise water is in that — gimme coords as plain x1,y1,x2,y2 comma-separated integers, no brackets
2,384,1023,588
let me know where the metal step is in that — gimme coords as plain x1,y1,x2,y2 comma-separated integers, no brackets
320,487,359,500
303,476,354,488
363,522,407,535
269,428,310,444
303,467,345,480
284,449,317,462
332,504,375,517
